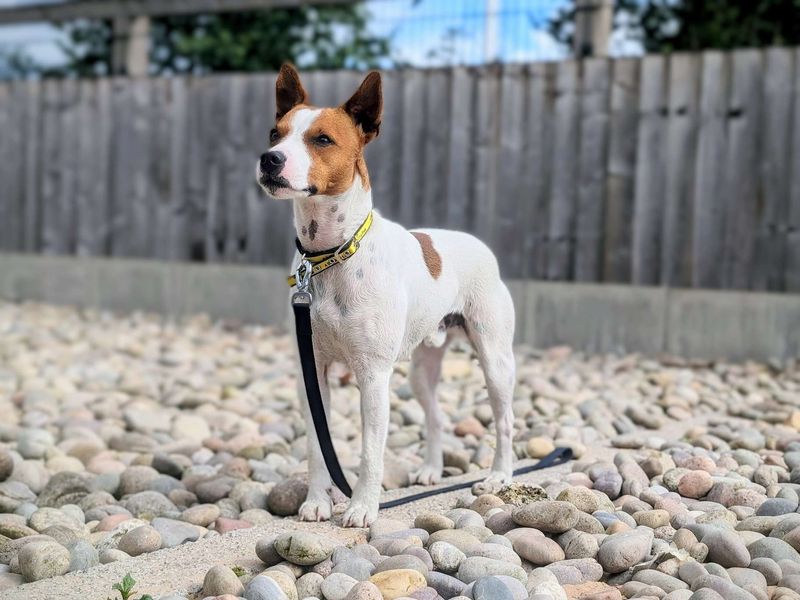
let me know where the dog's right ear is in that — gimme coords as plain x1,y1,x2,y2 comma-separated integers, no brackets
276,63,308,120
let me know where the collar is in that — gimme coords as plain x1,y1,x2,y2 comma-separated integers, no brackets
287,211,374,287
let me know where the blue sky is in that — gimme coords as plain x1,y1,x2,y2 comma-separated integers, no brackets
0,0,580,69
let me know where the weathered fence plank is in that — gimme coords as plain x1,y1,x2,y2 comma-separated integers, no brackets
691,51,729,289
547,60,580,281
721,50,763,290
631,55,667,285
661,53,700,287
787,48,800,292
753,48,794,291
520,62,551,280
493,65,527,278
574,58,610,282
603,58,639,283
0,51,798,294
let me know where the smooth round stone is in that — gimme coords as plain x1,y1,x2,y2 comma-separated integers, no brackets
262,571,298,600
425,571,465,598
322,573,359,600
634,510,671,529
334,557,375,581
17,429,54,459
633,570,689,593
345,581,383,600
511,501,579,534
466,543,521,567
181,503,220,527
415,513,454,534
117,525,162,556
755,498,798,517
121,491,178,518
430,541,466,573
727,568,767,600
558,529,599,560
369,569,426,600
67,540,99,572
427,530,481,553
29,507,82,533
297,573,325,599
373,555,429,577
703,530,751,568
597,530,653,574
471,576,513,600
455,557,526,584
748,537,800,563
151,518,204,548
678,471,714,499
267,478,308,516
274,532,335,566
747,557,781,585
556,488,600,514
511,534,564,566
690,574,758,600
18,541,70,582
204,565,245,597
246,575,289,600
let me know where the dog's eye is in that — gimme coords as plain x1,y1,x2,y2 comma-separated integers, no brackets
313,134,334,147
269,128,280,143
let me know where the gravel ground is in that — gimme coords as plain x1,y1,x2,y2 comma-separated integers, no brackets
0,301,799,600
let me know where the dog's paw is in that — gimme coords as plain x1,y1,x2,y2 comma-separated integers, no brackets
471,471,511,496
298,497,332,522
341,501,378,528
409,465,442,486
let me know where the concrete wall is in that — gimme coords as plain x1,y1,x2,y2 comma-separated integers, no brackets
1,253,798,362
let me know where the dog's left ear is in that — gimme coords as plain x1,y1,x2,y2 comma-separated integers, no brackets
343,71,382,143
276,63,309,120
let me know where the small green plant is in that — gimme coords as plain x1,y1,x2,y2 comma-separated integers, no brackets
108,574,154,600
231,565,247,577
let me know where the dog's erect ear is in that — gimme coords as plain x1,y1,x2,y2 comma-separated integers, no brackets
342,71,382,143
276,63,309,120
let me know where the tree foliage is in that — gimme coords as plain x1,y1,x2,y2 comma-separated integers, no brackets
550,0,800,53
27,3,389,78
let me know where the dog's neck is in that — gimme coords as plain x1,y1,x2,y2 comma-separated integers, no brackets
293,176,373,253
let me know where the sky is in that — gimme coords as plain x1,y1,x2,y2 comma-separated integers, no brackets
0,0,638,71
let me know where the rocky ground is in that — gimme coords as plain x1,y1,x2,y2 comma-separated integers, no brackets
0,301,799,600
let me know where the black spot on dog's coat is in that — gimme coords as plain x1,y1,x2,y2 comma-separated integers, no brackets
308,220,318,240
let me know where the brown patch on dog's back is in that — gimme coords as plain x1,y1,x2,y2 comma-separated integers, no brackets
411,232,442,279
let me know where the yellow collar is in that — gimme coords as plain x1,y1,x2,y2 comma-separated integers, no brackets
287,211,374,287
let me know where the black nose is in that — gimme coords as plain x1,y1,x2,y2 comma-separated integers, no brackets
260,151,286,174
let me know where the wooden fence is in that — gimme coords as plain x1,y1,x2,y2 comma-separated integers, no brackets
1,48,799,291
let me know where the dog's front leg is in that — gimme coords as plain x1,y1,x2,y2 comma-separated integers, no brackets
297,355,334,522
341,368,391,527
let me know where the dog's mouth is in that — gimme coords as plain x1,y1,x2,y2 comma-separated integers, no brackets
258,172,318,197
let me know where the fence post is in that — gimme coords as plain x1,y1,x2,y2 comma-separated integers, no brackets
573,0,613,58
111,14,150,76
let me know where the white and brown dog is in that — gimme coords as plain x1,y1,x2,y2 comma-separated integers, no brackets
257,65,516,527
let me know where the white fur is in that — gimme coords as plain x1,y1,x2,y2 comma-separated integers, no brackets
271,108,321,192
262,103,516,528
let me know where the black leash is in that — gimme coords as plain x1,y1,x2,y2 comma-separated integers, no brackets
291,260,573,510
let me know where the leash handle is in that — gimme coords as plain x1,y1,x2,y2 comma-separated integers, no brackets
293,300,354,498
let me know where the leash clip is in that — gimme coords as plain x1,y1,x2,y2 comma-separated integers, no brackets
291,257,314,307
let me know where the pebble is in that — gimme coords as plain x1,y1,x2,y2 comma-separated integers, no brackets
18,541,70,582
117,525,162,556
204,565,245,597
597,530,652,574
246,575,289,600
369,569,426,600
511,501,579,533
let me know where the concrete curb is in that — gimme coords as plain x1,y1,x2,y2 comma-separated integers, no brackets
1,253,798,361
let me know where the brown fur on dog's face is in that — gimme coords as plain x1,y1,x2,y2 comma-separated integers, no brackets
256,64,383,199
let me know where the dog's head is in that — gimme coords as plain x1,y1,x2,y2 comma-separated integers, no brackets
257,64,382,200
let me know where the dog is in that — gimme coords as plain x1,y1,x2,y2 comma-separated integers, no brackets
257,64,516,527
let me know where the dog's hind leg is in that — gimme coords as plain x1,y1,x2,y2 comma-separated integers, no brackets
297,355,334,522
464,284,516,495
408,341,449,485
